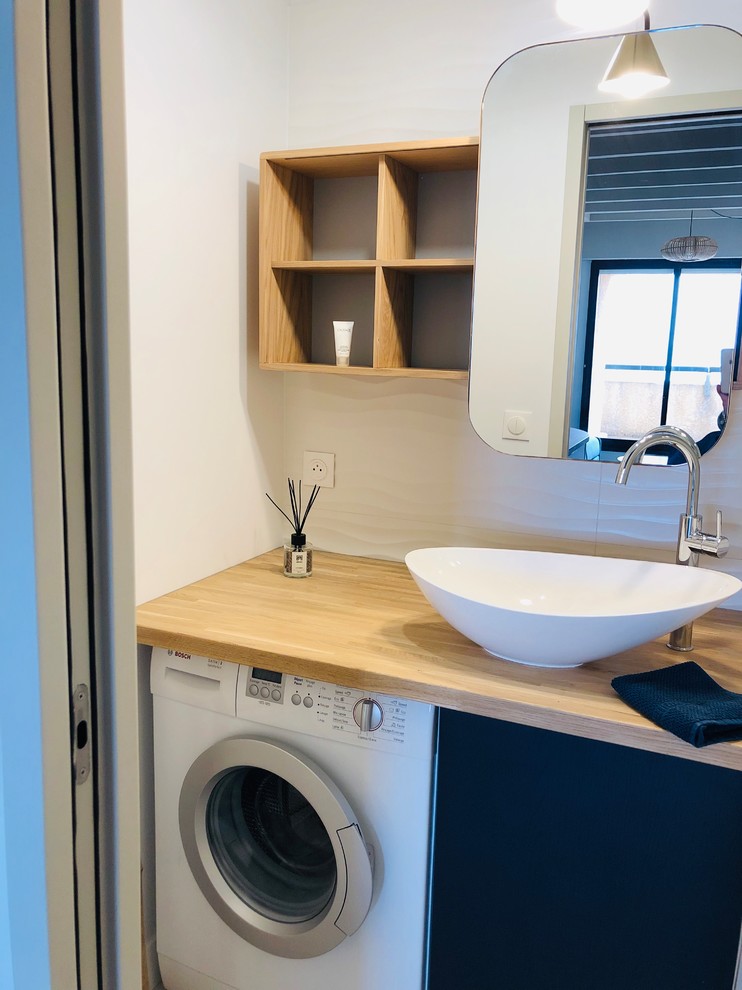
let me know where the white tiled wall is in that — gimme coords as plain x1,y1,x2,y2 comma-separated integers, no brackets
283,375,602,556
284,0,742,609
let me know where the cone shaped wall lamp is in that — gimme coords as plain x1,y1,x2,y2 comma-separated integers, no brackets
598,32,669,98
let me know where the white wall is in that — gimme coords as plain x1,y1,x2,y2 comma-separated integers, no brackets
124,7,295,983
284,0,742,606
125,0,290,604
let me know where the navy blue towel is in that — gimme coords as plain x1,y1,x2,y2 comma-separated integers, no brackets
612,661,742,748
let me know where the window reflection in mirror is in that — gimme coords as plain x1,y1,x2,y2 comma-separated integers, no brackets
573,262,741,461
569,113,742,463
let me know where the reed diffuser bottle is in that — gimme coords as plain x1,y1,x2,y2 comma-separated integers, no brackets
266,479,320,578
284,533,312,578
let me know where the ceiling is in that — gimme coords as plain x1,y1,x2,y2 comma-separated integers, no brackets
584,113,742,225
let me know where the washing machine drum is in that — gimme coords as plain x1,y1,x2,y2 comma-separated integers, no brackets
179,737,374,959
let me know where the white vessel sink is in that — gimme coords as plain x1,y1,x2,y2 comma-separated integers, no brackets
405,547,742,668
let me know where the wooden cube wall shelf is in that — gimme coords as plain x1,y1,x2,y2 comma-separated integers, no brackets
258,137,479,379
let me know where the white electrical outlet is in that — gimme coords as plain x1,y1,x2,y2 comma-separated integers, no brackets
302,451,335,488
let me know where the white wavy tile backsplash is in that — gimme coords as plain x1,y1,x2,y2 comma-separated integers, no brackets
305,507,599,562
284,373,742,609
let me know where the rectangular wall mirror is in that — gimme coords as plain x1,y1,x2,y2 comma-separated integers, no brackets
469,24,742,462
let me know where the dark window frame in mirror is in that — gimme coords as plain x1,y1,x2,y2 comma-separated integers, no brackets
578,257,742,459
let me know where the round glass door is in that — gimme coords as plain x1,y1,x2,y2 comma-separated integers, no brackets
179,737,374,959
206,765,337,923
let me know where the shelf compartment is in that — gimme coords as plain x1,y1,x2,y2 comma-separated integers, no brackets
314,175,377,261
415,170,477,260
374,268,472,373
311,273,374,367
409,272,473,372
260,269,375,367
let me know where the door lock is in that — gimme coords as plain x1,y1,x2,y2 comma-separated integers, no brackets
73,684,91,785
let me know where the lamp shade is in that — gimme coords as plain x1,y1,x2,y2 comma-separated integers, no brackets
660,235,719,262
556,0,647,29
661,211,719,262
598,33,670,98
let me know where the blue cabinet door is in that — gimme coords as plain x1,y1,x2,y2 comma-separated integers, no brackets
428,711,742,990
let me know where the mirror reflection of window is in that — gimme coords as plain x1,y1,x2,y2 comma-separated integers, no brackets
582,263,742,459
571,110,742,462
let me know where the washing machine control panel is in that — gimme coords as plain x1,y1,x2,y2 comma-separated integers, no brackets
237,665,432,757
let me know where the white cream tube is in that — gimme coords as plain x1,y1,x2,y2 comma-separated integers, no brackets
333,321,354,367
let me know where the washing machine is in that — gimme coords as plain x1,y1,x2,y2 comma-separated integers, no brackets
151,647,436,990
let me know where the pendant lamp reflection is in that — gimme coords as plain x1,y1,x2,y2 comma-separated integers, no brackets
660,211,718,262
598,32,669,98
556,0,647,30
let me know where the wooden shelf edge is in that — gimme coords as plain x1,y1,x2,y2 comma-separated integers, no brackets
262,138,479,177
381,258,474,272
272,260,377,273
260,362,468,380
261,136,478,162
271,259,474,273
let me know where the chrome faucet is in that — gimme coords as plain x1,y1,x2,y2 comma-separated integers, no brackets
615,425,729,651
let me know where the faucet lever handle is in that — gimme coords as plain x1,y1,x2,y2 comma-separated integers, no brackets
716,509,723,539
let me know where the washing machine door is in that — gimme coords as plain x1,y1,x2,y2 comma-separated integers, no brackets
179,737,374,959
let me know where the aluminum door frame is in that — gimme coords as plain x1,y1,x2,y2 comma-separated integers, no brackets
13,2,140,987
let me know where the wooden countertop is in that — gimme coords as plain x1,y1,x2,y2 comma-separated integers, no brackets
137,549,742,771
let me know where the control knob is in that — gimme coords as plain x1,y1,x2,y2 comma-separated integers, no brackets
353,698,383,732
